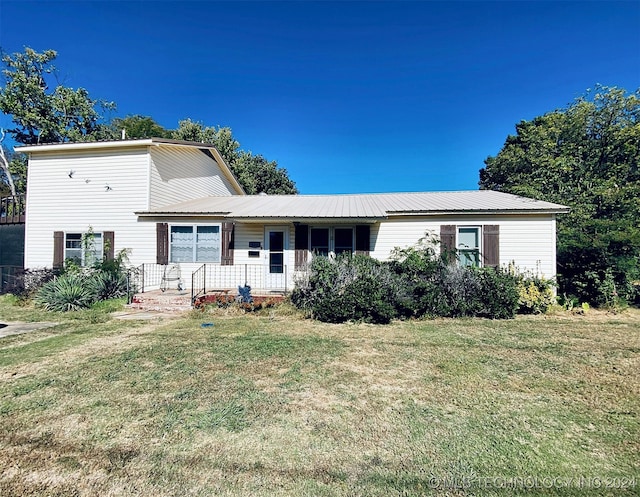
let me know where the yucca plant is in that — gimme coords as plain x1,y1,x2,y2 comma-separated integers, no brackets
34,273,96,312
90,270,128,301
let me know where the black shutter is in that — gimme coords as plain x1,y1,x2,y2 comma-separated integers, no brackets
483,225,500,268
156,223,168,265
355,225,370,255
53,231,64,269
294,224,309,269
440,225,456,264
221,222,234,266
103,231,115,261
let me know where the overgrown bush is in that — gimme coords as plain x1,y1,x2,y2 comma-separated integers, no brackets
2,268,57,299
292,246,521,323
517,274,556,314
291,254,399,324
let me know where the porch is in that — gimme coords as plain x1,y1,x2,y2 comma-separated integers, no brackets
127,263,293,310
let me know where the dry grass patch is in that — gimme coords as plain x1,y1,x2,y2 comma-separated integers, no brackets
0,305,638,496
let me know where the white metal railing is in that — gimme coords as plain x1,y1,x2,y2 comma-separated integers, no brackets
131,263,290,297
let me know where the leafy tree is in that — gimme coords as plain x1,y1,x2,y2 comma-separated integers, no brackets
0,47,115,145
110,115,171,139
0,48,298,196
480,86,640,306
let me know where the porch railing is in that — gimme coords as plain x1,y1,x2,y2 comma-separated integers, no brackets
126,263,170,302
0,194,26,224
129,263,291,301
191,264,207,304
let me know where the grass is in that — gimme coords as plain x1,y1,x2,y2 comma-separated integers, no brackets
0,296,638,496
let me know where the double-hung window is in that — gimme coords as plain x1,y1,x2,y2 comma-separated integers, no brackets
65,232,103,266
457,227,480,267
309,227,354,256
170,225,221,263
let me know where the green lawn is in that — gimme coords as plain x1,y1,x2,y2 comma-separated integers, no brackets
0,298,638,496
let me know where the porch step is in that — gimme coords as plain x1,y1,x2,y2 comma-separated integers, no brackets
128,290,192,312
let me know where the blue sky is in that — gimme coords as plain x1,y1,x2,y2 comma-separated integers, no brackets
1,1,639,194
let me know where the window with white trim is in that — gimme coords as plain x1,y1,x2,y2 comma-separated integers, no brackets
457,227,480,267
170,225,221,263
65,232,103,266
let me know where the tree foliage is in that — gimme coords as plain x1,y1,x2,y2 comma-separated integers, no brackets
480,86,640,306
0,47,115,145
0,48,298,196
110,115,172,139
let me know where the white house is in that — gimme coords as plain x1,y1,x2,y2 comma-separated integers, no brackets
17,138,569,299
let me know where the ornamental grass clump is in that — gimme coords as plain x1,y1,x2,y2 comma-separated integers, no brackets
33,272,95,312
33,250,130,312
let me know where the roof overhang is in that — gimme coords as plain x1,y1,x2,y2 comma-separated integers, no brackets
386,208,571,216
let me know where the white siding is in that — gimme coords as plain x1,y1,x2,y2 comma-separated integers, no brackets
24,148,156,269
371,215,558,278
149,146,237,209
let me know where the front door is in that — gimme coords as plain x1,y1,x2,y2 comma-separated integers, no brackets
264,227,288,290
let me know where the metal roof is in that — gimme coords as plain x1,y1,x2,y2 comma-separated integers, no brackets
14,137,224,152
137,190,569,220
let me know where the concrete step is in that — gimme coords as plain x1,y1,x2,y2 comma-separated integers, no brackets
128,290,192,312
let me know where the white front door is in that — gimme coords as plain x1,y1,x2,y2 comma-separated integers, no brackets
264,226,289,290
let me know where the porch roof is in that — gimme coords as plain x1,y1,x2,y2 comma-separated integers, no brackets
136,190,569,220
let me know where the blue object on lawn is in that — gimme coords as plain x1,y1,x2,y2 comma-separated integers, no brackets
201,322,214,328
237,284,253,303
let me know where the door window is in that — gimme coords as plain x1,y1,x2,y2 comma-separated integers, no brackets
269,231,284,273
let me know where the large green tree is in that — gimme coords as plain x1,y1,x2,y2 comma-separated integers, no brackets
0,48,298,196
0,47,115,145
480,86,640,306
110,114,172,139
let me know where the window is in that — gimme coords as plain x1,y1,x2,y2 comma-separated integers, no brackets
309,226,354,256
170,225,221,263
310,228,329,256
65,232,103,266
334,227,354,255
457,227,480,267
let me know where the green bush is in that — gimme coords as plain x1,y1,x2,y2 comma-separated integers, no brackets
34,272,96,312
517,275,556,314
33,248,130,312
475,267,519,319
292,249,521,323
91,270,128,301
291,254,398,324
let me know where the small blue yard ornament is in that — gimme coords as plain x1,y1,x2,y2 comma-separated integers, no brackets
237,285,253,303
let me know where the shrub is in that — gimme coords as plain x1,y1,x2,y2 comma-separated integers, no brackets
33,248,131,312
517,276,556,314
409,264,519,319
3,268,57,299
91,270,128,301
34,272,96,312
292,225,528,323
474,267,519,319
291,254,399,324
